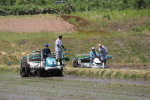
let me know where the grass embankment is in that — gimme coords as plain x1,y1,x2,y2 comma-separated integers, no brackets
64,67,150,80
0,65,150,80
0,31,149,64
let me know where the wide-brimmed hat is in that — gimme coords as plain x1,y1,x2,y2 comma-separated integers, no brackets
98,44,102,46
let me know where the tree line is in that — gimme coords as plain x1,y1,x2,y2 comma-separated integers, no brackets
0,0,150,15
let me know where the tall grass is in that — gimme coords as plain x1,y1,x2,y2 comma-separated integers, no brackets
71,9,150,33
71,9,150,22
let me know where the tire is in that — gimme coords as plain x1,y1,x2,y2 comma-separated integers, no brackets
57,70,63,76
20,67,26,77
37,69,44,77
20,67,29,77
20,58,30,77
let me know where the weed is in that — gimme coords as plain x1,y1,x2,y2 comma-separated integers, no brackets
105,70,114,78
103,14,111,20
132,27,143,32
115,71,122,78
100,70,106,77
79,70,86,76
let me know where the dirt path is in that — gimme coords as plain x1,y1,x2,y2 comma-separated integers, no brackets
0,16,76,33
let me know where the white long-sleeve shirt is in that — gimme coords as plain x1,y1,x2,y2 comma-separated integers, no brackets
55,38,62,51
98,45,108,55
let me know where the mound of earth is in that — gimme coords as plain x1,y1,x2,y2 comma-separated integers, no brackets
0,16,76,33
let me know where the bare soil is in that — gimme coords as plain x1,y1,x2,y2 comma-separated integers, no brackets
0,16,76,33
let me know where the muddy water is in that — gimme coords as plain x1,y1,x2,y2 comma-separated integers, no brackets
0,72,150,100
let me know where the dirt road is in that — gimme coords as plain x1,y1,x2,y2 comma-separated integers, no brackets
0,72,150,100
0,16,76,33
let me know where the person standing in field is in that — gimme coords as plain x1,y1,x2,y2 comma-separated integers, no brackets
98,44,108,66
55,35,66,66
42,44,51,59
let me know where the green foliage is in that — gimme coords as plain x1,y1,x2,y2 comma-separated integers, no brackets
0,5,58,15
132,27,144,32
103,14,111,20
0,0,150,15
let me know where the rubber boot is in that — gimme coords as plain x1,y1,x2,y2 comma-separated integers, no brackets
59,59,62,66
101,60,104,68
104,59,107,67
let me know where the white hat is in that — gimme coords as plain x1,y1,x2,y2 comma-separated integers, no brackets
92,47,95,49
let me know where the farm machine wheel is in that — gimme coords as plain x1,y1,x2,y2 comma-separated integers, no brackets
57,70,63,76
20,66,30,77
37,69,44,77
20,58,30,77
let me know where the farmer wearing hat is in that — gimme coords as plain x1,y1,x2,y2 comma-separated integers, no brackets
42,43,51,59
89,47,99,63
98,44,108,66
55,35,66,66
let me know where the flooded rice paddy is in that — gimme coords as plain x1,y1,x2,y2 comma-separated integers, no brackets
0,72,150,100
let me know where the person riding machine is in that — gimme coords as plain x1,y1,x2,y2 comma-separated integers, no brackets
42,44,51,60
90,47,100,63
72,46,112,68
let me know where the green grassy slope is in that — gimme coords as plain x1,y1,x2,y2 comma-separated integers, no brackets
0,9,150,65
0,30,149,65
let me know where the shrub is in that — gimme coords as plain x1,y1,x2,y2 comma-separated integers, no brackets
0,0,150,15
